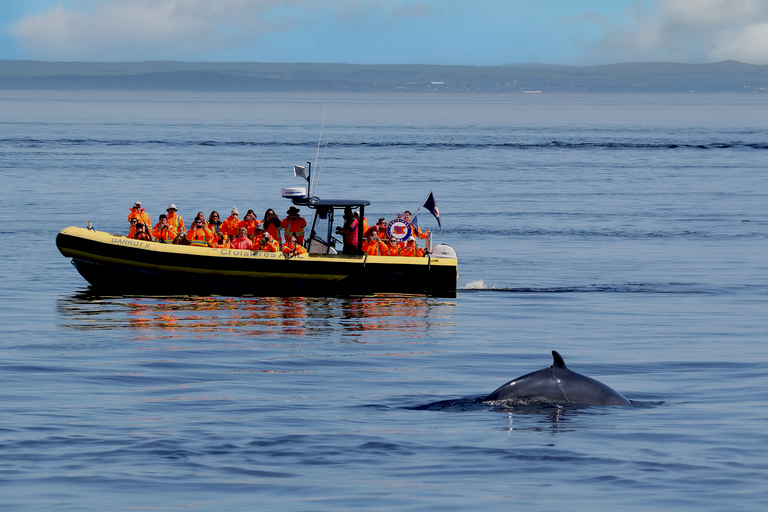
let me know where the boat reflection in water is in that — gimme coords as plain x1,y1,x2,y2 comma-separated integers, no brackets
57,291,457,341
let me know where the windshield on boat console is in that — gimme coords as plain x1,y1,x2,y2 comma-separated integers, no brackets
292,198,370,255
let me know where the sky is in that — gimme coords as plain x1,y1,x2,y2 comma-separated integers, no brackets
2,0,768,65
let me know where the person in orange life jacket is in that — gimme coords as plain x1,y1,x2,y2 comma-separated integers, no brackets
365,217,388,240
152,214,178,243
132,222,152,241
207,211,222,234
230,227,253,250
189,211,205,232
282,235,308,257
239,210,262,236
385,236,402,256
128,217,139,238
403,210,428,240
262,208,282,241
400,236,425,257
360,233,374,252
281,206,307,245
250,226,265,245
207,211,229,246
355,210,370,236
207,225,228,248
255,232,279,252
186,218,215,247
355,210,369,239
165,204,185,233
339,207,359,255
214,233,230,248
216,208,237,237
362,233,387,256
128,201,151,229
172,231,189,245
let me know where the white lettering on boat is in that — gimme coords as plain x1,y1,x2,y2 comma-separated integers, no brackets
111,238,151,248
218,249,283,259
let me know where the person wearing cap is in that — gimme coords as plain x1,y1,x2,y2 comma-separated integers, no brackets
151,214,178,243
281,206,307,245
399,236,425,257
220,208,240,238
128,201,151,230
186,217,215,248
165,204,185,233
282,235,307,257
250,226,265,245
255,232,279,252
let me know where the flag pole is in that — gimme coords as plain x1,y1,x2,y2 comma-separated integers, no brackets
412,189,433,218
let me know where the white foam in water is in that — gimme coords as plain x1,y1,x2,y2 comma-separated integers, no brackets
462,279,496,290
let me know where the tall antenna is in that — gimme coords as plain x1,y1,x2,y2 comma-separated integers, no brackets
312,103,336,198
314,100,328,178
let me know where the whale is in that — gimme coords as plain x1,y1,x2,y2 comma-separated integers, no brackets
484,351,631,406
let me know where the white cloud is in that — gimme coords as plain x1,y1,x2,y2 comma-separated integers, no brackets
9,1,271,60
587,0,768,64
8,0,430,61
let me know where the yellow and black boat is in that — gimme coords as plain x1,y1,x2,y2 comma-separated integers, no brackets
56,196,458,297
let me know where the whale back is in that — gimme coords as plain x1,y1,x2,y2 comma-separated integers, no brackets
484,351,630,406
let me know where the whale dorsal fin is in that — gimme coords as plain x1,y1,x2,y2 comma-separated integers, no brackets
552,350,566,368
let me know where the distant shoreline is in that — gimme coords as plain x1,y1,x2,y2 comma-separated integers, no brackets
1,60,766,93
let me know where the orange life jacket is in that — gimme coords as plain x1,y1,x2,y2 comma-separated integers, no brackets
166,212,185,232
263,218,281,241
281,216,306,239
256,239,279,252
186,227,214,247
128,208,151,228
230,237,252,250
152,223,177,242
132,231,151,241
220,216,240,237
364,240,387,256
385,243,401,256
282,242,307,256
239,219,262,236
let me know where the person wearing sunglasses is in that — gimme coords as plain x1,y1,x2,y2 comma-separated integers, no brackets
220,208,240,238
186,218,215,248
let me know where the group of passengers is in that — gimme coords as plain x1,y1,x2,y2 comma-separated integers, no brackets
337,207,428,257
128,201,428,257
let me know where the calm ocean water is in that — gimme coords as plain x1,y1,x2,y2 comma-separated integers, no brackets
1,91,767,511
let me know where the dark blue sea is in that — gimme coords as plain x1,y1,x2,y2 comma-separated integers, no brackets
1,91,767,511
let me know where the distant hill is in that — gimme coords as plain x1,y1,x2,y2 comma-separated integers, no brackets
1,60,766,93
